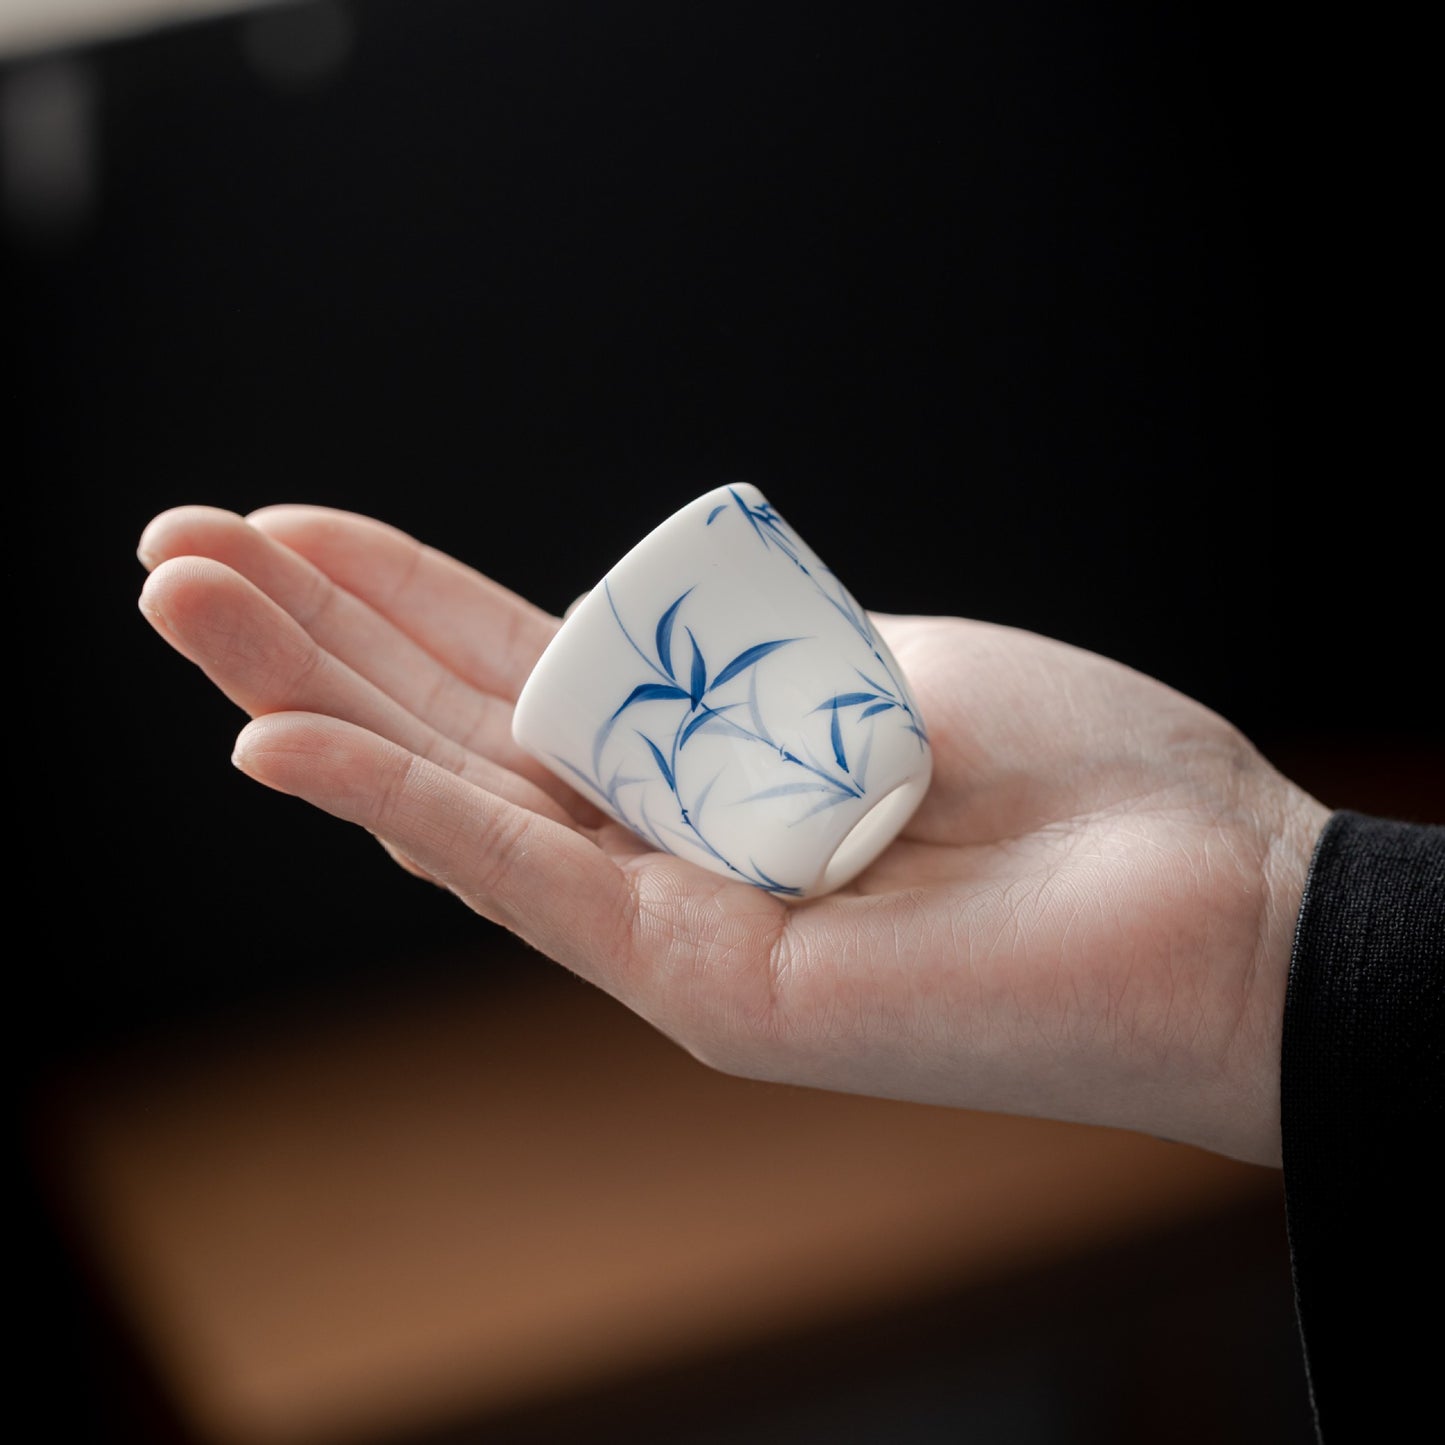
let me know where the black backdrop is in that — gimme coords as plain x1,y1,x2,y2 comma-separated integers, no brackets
9,4,1439,1441
10,0,1437,1060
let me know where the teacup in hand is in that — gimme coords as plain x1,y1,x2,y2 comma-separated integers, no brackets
513,484,932,898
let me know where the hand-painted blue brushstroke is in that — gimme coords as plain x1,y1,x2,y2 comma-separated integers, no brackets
562,580,825,892
712,638,796,691
655,589,691,680
556,495,927,894
639,732,676,792
686,628,707,707
828,703,847,771
744,781,841,802
611,682,689,719
749,859,802,895
813,692,881,711
725,488,930,749
680,702,742,749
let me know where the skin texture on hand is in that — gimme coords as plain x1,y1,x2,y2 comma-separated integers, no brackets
137,504,1329,1167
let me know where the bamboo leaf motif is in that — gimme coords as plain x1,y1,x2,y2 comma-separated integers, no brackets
812,692,879,712
565,493,930,895
639,733,676,792
748,859,803,896
742,781,838,802
686,627,707,706
610,682,690,720
680,703,742,749
853,724,875,791
692,768,725,819
655,589,692,680
710,638,798,692
691,713,758,745
746,666,773,745
791,791,860,824
720,492,930,749
828,703,848,771
553,755,606,799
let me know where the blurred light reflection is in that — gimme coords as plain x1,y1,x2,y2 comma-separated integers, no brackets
242,1,353,92
1,56,96,245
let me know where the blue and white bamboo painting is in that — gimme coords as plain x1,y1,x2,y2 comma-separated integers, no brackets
551,491,931,895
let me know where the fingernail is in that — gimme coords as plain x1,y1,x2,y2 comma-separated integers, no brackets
137,545,157,570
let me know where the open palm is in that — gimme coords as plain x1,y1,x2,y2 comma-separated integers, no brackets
138,504,1325,1166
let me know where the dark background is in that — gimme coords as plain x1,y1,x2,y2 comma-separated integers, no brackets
6,1,1437,1440
11,0,1436,1053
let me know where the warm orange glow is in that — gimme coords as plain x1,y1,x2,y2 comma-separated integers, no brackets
39,953,1274,1445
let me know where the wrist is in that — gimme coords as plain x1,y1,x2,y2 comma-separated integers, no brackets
1228,776,1331,1166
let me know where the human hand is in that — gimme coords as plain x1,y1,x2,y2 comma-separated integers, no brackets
137,504,1327,1167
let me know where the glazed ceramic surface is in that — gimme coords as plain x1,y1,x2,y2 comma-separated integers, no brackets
512,484,932,898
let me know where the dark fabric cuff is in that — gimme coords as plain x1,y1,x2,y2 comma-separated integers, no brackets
1281,809,1444,1442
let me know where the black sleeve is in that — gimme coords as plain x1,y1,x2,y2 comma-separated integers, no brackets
1280,810,1445,1443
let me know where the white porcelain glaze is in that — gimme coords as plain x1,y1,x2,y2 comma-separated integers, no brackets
512,484,932,898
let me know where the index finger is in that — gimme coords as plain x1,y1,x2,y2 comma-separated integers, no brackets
246,504,560,701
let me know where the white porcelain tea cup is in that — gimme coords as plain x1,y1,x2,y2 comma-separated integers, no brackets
512,483,932,898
